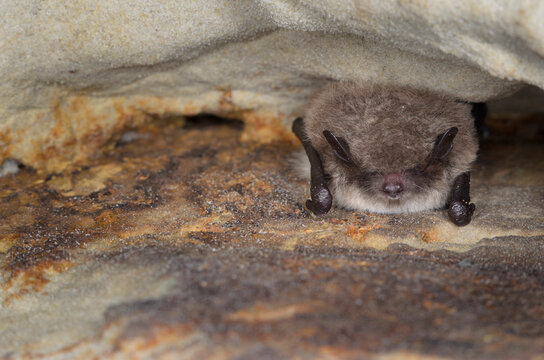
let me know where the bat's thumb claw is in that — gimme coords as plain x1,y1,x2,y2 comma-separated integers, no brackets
306,199,330,216
448,201,475,226
306,187,332,215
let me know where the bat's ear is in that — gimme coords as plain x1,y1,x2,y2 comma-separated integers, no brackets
427,127,458,166
323,130,355,165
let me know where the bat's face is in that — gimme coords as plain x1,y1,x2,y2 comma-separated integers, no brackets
323,127,458,213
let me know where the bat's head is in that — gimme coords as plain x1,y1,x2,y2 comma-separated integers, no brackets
302,83,478,214
322,126,461,213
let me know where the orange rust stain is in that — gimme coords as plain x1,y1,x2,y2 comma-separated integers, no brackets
29,97,87,171
30,138,62,171
419,228,440,243
51,98,63,126
69,216,96,232
112,100,129,123
197,87,300,145
96,210,119,228
3,260,74,305
77,125,105,157
34,96,154,172
327,218,349,225
345,224,380,242
239,112,298,146
423,299,454,314
43,143,63,161
0,233,19,253
50,100,68,140
227,302,320,323
297,327,318,338
217,87,235,113
180,223,227,235
309,257,369,270
225,174,273,196
182,103,205,116
0,129,12,159
317,345,370,358
45,323,202,358
112,324,199,354
112,99,148,131
136,98,150,109
67,96,92,120
17,91,299,171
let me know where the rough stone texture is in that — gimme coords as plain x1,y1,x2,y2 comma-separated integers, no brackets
2,1,544,171
0,112,542,359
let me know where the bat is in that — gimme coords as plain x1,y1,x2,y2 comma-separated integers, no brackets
292,82,481,226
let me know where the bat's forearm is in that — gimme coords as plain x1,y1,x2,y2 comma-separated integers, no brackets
292,118,332,215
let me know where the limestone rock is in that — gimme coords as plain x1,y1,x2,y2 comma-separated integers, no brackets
1,0,543,171
0,116,543,358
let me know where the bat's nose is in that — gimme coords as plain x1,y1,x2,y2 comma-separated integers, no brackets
382,173,404,197
383,183,403,196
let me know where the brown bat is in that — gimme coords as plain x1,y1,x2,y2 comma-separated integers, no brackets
292,82,482,226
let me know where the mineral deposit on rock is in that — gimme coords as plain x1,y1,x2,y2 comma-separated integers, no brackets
1,1,543,171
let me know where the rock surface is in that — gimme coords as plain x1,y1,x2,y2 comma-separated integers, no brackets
0,114,542,359
1,1,544,171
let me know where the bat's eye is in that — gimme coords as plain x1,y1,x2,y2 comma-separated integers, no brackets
408,165,424,175
322,130,355,166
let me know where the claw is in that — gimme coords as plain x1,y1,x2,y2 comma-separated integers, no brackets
447,172,475,226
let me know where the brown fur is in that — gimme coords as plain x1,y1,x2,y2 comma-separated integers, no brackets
297,82,478,213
